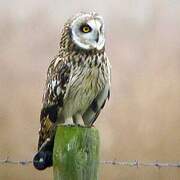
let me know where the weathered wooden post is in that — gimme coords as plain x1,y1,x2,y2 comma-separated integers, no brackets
53,126,100,180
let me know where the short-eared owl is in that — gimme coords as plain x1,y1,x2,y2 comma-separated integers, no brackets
33,12,111,170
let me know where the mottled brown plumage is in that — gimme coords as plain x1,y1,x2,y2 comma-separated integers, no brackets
34,12,111,170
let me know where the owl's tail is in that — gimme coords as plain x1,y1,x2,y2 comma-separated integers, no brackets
33,136,54,170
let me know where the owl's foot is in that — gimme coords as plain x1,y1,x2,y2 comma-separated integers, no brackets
74,113,85,127
63,117,75,126
76,121,85,127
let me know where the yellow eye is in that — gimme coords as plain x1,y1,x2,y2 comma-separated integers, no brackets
82,26,90,32
80,24,92,33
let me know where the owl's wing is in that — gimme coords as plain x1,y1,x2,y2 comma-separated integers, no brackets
83,82,110,126
83,55,111,126
38,56,72,150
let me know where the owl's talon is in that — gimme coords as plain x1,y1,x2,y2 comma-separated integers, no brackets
74,113,85,127
63,124,76,127
77,124,86,128
76,121,85,127
62,117,75,126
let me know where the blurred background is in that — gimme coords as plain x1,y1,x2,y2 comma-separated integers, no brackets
0,0,180,179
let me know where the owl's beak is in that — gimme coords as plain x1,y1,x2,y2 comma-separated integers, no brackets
95,31,105,50
95,35,99,43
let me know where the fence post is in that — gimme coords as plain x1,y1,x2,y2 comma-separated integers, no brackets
53,126,100,180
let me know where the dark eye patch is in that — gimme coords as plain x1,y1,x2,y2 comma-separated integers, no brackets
79,24,92,33
100,25,103,32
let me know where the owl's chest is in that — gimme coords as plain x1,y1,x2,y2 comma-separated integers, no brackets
64,66,104,115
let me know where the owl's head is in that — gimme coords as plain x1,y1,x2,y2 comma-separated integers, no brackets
68,12,105,51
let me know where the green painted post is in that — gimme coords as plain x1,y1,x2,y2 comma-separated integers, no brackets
53,126,100,180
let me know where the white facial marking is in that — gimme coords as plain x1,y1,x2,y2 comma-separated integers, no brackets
71,14,105,50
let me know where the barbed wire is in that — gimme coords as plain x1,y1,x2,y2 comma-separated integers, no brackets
0,157,32,165
101,160,180,168
0,157,180,168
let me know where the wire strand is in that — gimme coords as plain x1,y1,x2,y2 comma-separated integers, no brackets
0,157,180,168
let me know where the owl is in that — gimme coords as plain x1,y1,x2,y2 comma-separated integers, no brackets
33,12,111,170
